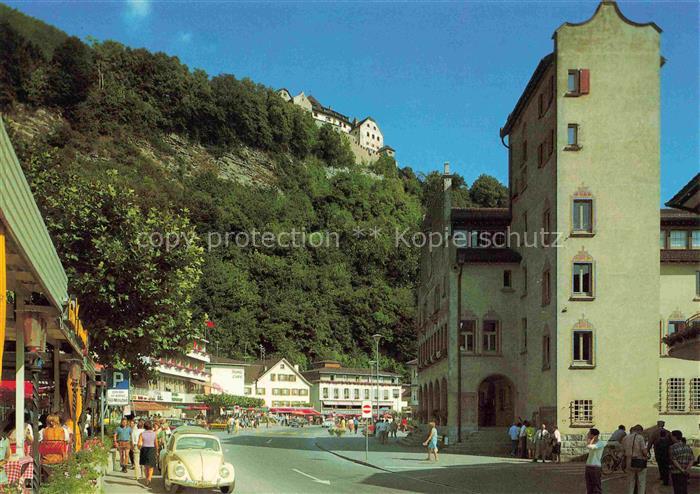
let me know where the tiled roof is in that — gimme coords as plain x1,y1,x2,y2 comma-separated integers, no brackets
208,355,248,366
660,208,700,226
452,208,511,227
302,366,400,383
664,174,700,213
500,53,554,138
307,95,351,124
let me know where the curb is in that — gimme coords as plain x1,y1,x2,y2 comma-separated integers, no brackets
314,442,391,472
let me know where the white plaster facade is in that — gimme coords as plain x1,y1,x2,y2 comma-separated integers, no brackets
244,358,312,408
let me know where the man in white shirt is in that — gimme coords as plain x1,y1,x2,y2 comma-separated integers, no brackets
130,419,145,480
518,422,528,458
552,425,562,464
533,423,550,463
585,428,605,494
508,422,520,456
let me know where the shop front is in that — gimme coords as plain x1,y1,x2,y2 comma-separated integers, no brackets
1,117,96,491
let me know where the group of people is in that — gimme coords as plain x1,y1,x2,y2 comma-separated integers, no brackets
508,421,562,463
584,421,695,494
114,417,174,486
374,418,399,444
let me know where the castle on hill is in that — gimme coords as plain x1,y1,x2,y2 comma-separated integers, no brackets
277,89,395,164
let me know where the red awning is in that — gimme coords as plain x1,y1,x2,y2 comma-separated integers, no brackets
0,380,33,394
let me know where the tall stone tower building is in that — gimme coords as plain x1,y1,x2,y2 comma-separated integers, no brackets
416,1,666,444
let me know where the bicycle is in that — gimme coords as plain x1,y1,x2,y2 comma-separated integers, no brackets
601,447,626,475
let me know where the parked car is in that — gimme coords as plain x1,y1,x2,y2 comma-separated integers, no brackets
159,426,235,493
167,419,186,430
322,419,335,428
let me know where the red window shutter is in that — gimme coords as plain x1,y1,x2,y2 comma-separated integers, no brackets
579,69,590,94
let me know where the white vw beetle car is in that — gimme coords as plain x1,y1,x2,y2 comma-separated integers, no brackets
160,426,235,493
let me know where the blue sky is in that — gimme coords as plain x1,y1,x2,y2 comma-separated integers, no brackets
7,0,698,202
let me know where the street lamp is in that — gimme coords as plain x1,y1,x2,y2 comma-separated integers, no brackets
372,334,382,420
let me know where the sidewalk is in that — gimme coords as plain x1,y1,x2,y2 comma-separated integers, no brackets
103,468,166,493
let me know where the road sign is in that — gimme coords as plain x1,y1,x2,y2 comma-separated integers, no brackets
107,370,130,390
361,401,372,418
106,388,129,406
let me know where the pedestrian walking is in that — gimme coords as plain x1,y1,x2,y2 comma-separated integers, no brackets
584,428,605,494
533,423,549,463
227,416,234,434
354,417,359,435
526,422,536,459
390,419,398,439
137,421,158,487
668,430,694,494
646,420,667,453
654,429,672,486
131,419,145,480
519,421,528,458
234,417,240,434
551,425,562,464
113,418,132,473
128,419,136,469
508,422,520,456
622,424,648,494
423,421,439,462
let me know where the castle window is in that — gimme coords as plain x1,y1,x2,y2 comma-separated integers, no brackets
572,262,593,297
522,140,527,163
459,320,476,353
572,199,593,233
572,331,593,366
570,400,593,426
522,266,528,296
566,124,580,150
660,231,666,249
542,333,550,369
482,320,499,353
567,70,579,93
667,378,685,412
541,268,551,306
503,270,512,289
690,378,700,411
521,318,527,353
668,319,685,336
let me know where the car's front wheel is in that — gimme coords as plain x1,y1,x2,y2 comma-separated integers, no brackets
163,468,180,493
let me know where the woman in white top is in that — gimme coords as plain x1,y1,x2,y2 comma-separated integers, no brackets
131,419,145,480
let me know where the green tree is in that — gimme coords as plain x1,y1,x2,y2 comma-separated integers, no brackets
470,174,509,207
46,36,93,109
20,144,204,369
313,125,355,168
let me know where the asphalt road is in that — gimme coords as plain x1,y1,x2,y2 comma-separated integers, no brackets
105,426,700,494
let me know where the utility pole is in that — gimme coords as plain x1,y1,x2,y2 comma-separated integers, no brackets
372,334,382,420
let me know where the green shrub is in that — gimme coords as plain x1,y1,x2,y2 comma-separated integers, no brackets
39,440,109,494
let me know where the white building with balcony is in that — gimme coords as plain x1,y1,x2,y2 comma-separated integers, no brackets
302,360,403,416
243,357,312,409
207,355,247,396
132,338,211,417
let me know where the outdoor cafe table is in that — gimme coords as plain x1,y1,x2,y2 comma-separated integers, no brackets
4,456,33,491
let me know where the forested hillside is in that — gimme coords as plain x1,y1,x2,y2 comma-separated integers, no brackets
0,5,508,375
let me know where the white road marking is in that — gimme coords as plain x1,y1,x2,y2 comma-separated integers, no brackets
292,468,331,485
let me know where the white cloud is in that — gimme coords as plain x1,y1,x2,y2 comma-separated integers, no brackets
124,0,152,21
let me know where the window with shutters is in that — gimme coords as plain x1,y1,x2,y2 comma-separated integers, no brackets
567,69,589,96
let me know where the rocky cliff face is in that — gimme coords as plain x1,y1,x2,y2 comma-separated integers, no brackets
7,106,281,189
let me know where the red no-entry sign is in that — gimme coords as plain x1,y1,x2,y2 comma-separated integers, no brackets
361,400,372,418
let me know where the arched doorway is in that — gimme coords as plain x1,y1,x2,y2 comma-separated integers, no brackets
478,375,515,427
